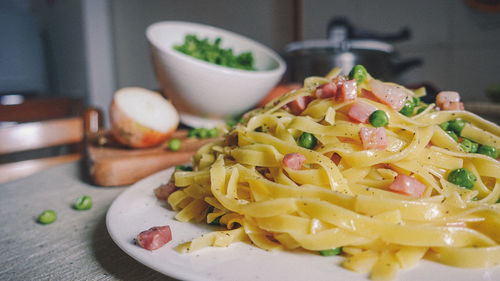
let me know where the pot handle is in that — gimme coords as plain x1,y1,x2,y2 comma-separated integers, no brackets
390,57,423,74
328,17,411,42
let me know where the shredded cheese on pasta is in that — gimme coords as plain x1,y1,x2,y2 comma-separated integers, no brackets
164,69,500,281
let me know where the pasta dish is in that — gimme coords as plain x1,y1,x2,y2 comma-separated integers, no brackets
161,66,500,280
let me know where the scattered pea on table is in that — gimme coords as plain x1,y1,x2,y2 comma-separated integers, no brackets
74,195,93,210
38,210,57,224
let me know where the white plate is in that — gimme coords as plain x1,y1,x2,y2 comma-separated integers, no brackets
106,168,500,281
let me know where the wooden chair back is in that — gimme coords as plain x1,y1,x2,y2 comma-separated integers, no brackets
0,97,103,184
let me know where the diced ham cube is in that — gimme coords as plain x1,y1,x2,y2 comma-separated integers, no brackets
287,96,311,115
137,225,172,250
388,174,426,198
348,101,377,123
359,127,388,150
315,82,337,99
337,79,357,102
283,153,306,170
154,182,177,201
331,75,347,85
331,153,342,165
360,88,379,102
436,91,463,111
368,79,408,111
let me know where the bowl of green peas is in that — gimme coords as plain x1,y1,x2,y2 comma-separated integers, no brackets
146,21,286,126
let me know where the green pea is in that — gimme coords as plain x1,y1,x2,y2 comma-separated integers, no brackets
168,138,182,151
477,145,499,159
348,65,368,85
188,128,198,137
198,128,209,139
225,115,243,128
38,210,57,224
416,106,427,114
439,121,449,131
74,195,92,210
319,247,342,256
399,100,414,117
175,165,193,171
459,138,474,153
469,141,479,153
369,110,389,127
446,131,458,142
459,138,478,153
448,168,477,189
207,128,219,138
448,119,466,135
206,206,223,226
298,132,317,149
412,96,420,106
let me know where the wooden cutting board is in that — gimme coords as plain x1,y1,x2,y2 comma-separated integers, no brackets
86,130,215,186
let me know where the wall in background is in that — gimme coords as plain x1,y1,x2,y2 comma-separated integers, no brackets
27,0,500,111
110,0,295,90
32,0,88,100
0,0,47,94
301,0,500,101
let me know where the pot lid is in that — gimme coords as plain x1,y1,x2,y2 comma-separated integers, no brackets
284,39,394,54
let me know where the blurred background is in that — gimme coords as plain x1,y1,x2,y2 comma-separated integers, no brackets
1,0,500,119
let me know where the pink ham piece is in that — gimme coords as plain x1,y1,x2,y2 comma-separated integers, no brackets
315,77,357,102
368,79,408,111
315,82,337,99
137,225,172,250
287,96,311,115
154,182,177,201
337,79,357,102
348,101,377,123
283,153,306,170
436,91,464,111
388,174,426,198
359,127,388,150
360,88,378,101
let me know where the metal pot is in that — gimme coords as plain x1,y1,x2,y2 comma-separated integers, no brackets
284,18,422,83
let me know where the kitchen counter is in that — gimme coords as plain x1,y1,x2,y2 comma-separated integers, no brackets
0,161,175,280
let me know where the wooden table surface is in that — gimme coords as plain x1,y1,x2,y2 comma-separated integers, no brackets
0,161,176,281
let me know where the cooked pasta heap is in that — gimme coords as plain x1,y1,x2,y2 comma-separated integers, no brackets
164,66,500,280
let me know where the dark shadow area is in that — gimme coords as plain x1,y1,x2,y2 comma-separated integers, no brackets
90,213,177,281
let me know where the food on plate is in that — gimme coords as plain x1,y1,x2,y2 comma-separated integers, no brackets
154,182,178,201
174,34,256,70
159,65,500,280
110,87,179,148
137,225,172,250
257,83,302,107
38,210,57,224
74,195,92,210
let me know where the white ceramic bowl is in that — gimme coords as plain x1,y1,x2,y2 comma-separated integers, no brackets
146,21,286,125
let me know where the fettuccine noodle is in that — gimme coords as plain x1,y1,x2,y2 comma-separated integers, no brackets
162,67,500,281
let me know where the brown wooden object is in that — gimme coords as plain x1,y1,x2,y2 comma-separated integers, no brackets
86,130,215,186
0,98,101,184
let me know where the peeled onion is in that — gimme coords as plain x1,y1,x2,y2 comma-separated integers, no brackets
110,87,179,148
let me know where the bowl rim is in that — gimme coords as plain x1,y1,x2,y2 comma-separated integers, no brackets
146,21,286,78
